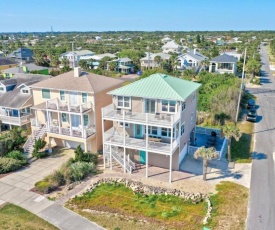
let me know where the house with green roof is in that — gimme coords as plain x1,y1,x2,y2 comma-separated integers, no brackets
102,73,201,182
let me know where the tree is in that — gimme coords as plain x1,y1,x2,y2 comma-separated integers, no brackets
78,60,88,70
75,145,84,162
222,124,242,162
194,147,218,181
200,60,210,71
196,34,201,44
246,59,261,78
154,55,162,68
33,138,46,155
98,56,112,70
108,61,117,71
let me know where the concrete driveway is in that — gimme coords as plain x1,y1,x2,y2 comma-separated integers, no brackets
0,148,74,190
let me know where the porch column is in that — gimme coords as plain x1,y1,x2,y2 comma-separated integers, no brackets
81,114,84,138
57,112,61,134
110,143,113,170
145,113,149,178
69,114,72,136
35,110,38,127
84,142,88,152
102,112,106,169
169,154,172,183
123,111,126,174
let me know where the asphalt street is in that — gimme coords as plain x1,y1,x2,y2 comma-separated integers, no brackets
246,45,275,230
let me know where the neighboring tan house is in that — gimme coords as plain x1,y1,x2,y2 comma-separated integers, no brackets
7,48,34,62
107,58,135,74
2,63,49,78
0,58,18,71
140,52,171,69
0,74,50,130
162,40,181,54
102,73,201,182
177,49,208,70
27,67,123,154
60,50,95,68
209,54,238,75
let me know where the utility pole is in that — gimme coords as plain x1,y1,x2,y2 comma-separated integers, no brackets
70,41,75,68
235,48,247,124
147,46,150,69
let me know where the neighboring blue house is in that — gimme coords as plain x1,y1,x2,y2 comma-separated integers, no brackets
7,48,34,62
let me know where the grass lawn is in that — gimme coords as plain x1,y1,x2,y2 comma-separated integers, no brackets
0,203,58,230
67,183,207,230
231,120,254,163
206,181,249,229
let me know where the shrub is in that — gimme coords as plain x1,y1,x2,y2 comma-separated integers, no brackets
74,145,98,164
0,158,22,174
49,170,66,186
6,151,27,165
70,162,95,182
33,151,47,159
35,180,54,194
74,145,85,161
250,77,261,85
33,138,47,156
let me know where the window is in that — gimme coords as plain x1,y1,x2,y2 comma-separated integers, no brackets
181,123,185,135
181,102,186,111
83,114,89,126
192,94,196,102
22,89,29,94
118,122,130,128
27,107,31,113
162,100,176,113
0,87,5,91
145,99,156,114
82,93,88,103
60,91,65,101
117,96,131,109
174,122,180,138
62,113,67,122
191,112,194,123
161,128,171,137
42,89,51,99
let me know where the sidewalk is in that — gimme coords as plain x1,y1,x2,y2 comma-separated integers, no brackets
0,181,104,230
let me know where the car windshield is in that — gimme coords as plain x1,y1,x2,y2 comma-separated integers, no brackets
248,111,256,116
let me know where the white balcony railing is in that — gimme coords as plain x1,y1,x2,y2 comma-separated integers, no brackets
102,104,180,127
46,98,92,113
48,125,95,139
0,114,31,126
104,128,179,155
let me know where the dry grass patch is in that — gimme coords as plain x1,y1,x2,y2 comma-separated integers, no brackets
206,181,249,229
0,203,58,230
67,183,207,230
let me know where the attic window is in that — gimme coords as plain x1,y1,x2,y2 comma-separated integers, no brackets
22,89,29,94
0,87,4,91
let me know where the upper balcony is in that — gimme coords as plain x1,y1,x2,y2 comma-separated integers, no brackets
102,104,180,127
104,127,179,155
0,114,32,126
46,98,92,114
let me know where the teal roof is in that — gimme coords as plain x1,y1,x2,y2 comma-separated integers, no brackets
108,73,201,101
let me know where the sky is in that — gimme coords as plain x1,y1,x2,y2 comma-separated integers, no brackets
0,0,275,32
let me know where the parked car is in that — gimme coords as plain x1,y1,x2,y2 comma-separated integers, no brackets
246,109,257,122
247,99,256,109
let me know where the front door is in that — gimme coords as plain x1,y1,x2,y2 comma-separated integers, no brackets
145,99,156,114
139,150,146,164
135,124,143,138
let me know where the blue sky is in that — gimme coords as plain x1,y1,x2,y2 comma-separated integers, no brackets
0,0,274,32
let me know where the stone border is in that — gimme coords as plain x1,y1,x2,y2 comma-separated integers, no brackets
74,177,212,225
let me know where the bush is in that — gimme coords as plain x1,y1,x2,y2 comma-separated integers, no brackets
6,151,27,165
33,138,47,156
49,170,66,186
250,77,261,85
70,162,95,182
0,158,22,174
74,145,98,164
35,180,54,194
33,151,47,159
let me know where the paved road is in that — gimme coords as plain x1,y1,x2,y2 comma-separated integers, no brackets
0,152,104,230
246,45,275,230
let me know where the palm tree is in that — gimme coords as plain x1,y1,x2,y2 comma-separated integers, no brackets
194,147,218,181
108,61,117,72
200,59,210,71
246,59,261,78
222,124,242,162
154,55,162,68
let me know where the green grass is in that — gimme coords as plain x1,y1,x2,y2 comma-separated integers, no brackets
206,181,249,229
67,183,206,230
231,120,254,163
0,203,58,230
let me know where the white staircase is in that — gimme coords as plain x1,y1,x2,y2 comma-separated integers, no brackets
23,125,47,156
104,145,136,173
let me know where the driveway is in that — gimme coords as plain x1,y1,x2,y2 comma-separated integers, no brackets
0,148,74,190
0,148,104,230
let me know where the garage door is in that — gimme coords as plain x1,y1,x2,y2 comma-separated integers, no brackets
65,141,84,150
178,143,188,166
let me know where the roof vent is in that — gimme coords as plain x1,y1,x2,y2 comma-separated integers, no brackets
74,67,81,78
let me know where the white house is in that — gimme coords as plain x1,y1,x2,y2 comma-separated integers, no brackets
140,52,171,69
162,41,181,54
177,49,208,70
209,54,238,75
220,51,242,61
60,50,95,68
95,36,102,41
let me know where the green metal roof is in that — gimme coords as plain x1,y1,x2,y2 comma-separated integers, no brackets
108,73,201,101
